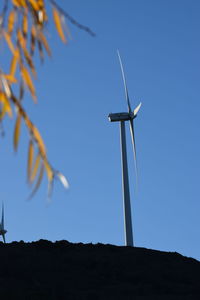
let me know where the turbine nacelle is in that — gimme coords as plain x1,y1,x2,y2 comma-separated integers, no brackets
108,112,136,122
108,102,141,122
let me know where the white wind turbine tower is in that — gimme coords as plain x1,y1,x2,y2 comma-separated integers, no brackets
108,51,141,247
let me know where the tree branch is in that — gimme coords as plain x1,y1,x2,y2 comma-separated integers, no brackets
49,0,96,37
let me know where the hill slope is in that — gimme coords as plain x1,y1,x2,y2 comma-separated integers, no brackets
0,240,199,299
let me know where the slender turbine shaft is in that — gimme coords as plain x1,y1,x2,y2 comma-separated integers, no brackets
120,121,134,246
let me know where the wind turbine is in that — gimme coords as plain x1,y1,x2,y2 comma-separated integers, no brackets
0,203,7,243
108,51,141,247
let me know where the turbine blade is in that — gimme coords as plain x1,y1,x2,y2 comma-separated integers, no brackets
129,119,138,188
134,102,142,117
2,233,6,243
117,50,132,113
1,203,4,230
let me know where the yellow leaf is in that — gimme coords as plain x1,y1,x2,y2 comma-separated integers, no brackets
21,66,36,101
30,153,41,182
14,113,21,151
23,48,37,78
0,92,4,104
27,140,34,182
17,29,26,49
3,31,15,55
52,8,66,43
7,10,16,35
28,0,40,11
25,118,33,132
30,26,36,56
12,0,21,7
12,0,27,7
39,31,51,56
0,92,12,118
38,0,45,9
22,13,28,37
21,0,27,6
44,159,53,181
9,50,19,77
32,126,46,156
4,74,18,83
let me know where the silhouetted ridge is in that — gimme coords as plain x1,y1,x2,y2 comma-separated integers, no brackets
0,240,199,299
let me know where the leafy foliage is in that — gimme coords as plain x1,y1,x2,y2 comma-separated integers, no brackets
0,0,85,196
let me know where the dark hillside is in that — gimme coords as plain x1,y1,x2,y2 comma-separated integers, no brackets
0,240,199,299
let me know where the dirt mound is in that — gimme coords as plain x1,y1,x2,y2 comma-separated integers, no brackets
0,240,199,299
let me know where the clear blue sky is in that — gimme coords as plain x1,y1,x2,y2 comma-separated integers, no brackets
1,0,200,261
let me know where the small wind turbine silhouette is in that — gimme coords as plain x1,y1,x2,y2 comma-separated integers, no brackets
108,51,141,247
0,203,7,243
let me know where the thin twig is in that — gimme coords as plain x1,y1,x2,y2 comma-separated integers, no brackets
49,0,96,37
